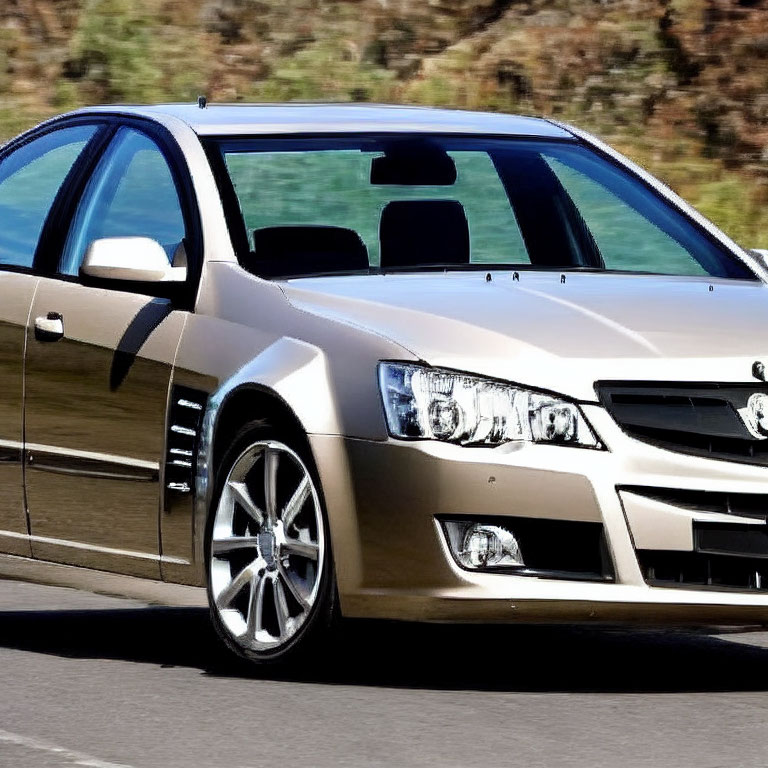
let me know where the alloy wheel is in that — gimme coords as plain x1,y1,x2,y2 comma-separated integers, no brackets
209,440,325,652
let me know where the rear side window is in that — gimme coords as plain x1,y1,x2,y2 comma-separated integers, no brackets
60,127,186,276
0,125,97,268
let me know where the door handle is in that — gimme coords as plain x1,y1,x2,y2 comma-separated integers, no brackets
34,312,64,342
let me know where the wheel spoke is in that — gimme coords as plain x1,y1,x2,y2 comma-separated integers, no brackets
282,537,319,561
245,574,267,639
282,475,310,530
228,481,264,527
278,563,309,611
215,563,253,609
211,536,260,555
273,574,291,638
264,448,279,524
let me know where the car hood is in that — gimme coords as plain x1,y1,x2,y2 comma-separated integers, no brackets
280,271,768,401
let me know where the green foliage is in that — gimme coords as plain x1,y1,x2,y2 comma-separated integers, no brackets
62,0,213,105
251,39,396,103
0,36,9,94
692,179,768,248
69,0,163,102
611,136,768,247
402,76,467,110
0,0,765,249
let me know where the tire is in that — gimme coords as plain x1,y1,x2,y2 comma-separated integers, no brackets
206,420,337,666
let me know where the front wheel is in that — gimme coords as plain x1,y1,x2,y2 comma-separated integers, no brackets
206,422,336,665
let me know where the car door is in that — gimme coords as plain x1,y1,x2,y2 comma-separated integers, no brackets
24,123,196,578
0,123,103,558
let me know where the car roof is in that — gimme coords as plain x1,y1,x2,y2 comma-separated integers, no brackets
72,103,574,139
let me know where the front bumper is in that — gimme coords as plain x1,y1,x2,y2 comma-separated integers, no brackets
309,404,768,625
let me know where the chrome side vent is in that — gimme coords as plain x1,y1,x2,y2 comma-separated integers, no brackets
165,386,207,497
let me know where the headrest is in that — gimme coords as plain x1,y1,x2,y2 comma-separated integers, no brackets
379,200,470,269
249,225,369,277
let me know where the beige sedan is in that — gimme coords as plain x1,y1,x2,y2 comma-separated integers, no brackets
2,102,768,665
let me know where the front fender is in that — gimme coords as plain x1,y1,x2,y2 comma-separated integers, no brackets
193,337,341,568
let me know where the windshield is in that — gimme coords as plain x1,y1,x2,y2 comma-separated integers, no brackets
210,136,755,280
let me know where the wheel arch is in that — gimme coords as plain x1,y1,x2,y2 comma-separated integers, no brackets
193,337,342,571
211,384,311,475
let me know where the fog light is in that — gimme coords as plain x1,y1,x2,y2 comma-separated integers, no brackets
441,521,525,570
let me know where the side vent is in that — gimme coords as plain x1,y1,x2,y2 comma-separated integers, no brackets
165,385,207,497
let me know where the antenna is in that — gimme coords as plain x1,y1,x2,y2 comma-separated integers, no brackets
197,95,207,110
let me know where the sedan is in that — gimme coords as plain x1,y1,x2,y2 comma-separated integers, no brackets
1,102,768,666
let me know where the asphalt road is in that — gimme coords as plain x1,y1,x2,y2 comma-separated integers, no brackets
2,581,768,767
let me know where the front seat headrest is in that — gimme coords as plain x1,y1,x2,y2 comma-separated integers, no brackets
379,200,470,269
249,225,369,278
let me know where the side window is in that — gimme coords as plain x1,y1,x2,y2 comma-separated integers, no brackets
0,125,97,268
545,155,708,276
60,127,186,276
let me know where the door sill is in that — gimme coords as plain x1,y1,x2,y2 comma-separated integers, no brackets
0,552,207,607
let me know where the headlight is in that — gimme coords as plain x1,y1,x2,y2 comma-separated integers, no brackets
378,362,600,448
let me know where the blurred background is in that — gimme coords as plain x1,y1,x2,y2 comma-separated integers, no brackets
0,0,766,246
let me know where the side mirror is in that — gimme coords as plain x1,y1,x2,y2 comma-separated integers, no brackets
749,249,768,271
80,237,187,283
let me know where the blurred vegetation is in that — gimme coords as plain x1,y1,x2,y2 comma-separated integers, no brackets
0,0,767,245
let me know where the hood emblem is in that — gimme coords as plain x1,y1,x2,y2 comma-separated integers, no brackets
740,393,768,439
753,361,766,381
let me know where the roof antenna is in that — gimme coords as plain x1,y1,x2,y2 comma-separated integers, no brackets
197,95,208,110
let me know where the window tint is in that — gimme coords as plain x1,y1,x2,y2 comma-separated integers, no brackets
60,127,185,276
216,136,753,280
0,125,97,268
224,149,529,266
544,154,708,275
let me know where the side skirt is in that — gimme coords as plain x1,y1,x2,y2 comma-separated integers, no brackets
0,553,207,607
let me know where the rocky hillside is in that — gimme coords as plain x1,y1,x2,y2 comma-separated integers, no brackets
1,0,767,244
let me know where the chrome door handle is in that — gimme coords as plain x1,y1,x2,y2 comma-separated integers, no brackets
34,312,64,342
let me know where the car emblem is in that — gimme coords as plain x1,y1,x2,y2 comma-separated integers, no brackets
739,392,768,439
753,361,766,381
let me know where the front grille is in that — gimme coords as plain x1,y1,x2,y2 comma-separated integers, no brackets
639,523,768,591
696,523,768,558
620,486,768,521
639,550,768,592
598,382,768,465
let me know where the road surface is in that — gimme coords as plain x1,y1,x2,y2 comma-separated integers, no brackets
1,579,768,767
